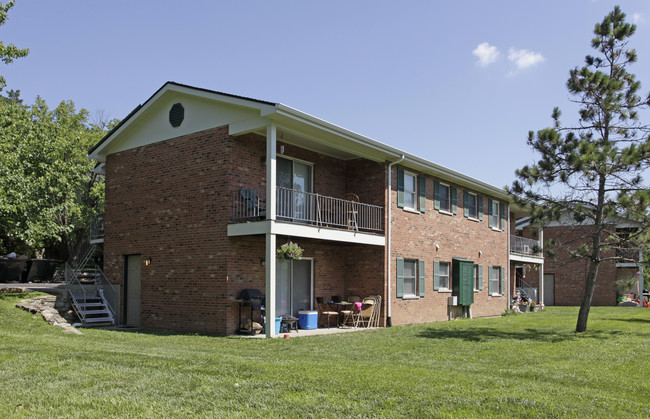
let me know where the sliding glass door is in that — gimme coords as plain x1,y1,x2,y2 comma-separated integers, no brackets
277,157,312,222
276,258,313,317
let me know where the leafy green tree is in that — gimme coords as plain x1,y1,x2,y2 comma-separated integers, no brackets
0,96,112,258
510,7,650,332
0,0,28,91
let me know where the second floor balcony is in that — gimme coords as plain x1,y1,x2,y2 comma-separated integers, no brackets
230,187,384,233
510,235,543,259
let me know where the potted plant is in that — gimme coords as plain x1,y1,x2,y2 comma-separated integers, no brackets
277,241,303,261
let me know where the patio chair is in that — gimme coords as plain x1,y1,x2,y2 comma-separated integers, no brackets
367,295,382,327
315,297,338,328
240,188,266,220
343,193,359,231
353,297,376,328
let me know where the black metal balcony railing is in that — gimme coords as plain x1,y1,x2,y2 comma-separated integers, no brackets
231,187,384,232
510,235,543,257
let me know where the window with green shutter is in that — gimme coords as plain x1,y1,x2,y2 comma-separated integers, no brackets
474,264,483,291
500,266,506,296
478,195,484,221
451,186,457,215
397,168,404,208
500,201,507,231
398,258,424,299
434,180,440,210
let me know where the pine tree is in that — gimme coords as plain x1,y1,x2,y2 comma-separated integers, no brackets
510,6,650,332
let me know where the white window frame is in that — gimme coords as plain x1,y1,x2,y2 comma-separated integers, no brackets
491,199,500,230
467,192,477,220
403,171,417,211
489,266,501,296
403,259,418,297
439,261,450,290
439,182,451,213
473,264,480,291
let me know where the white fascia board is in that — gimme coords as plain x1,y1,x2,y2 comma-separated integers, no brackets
227,220,385,246
229,118,269,136
267,104,510,201
510,253,544,264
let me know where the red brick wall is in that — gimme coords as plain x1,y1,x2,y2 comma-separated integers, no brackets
543,225,618,306
104,126,232,334
389,166,509,325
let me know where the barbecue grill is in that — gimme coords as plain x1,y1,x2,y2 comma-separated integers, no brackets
236,288,265,335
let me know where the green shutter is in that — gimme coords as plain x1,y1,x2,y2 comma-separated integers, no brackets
434,180,440,210
500,266,506,296
397,167,404,208
488,265,494,294
478,195,484,221
419,175,426,213
396,258,404,298
500,202,507,231
463,190,469,218
433,261,440,291
488,198,493,228
451,186,457,215
418,259,426,297
478,264,483,291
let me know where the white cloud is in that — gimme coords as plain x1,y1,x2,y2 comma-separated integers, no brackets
632,12,644,24
507,47,545,70
472,42,500,67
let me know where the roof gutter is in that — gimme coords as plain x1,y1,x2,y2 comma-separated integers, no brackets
386,154,405,327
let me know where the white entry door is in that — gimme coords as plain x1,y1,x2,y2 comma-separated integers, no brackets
543,273,555,306
276,259,313,317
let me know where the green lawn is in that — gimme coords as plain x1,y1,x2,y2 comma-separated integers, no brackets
1,292,649,418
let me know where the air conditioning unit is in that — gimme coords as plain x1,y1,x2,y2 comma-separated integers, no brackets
448,296,458,306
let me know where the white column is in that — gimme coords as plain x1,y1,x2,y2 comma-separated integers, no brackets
638,250,644,305
538,227,544,304
265,124,277,338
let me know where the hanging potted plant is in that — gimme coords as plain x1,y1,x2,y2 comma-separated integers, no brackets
277,241,303,261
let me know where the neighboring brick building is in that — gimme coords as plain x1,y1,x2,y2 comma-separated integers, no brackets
88,82,518,336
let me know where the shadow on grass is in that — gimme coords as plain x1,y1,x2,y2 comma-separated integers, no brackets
417,326,624,343
0,291,38,300
611,318,650,324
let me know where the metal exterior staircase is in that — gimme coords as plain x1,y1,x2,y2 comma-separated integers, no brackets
65,242,117,327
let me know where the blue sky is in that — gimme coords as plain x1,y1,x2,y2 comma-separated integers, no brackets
2,0,650,189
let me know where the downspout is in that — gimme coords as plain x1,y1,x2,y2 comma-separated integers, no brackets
386,154,405,327
507,206,511,308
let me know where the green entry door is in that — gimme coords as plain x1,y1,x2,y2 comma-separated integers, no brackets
452,258,474,306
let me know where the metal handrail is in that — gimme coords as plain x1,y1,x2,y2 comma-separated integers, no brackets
510,235,543,257
94,265,117,319
65,263,89,323
231,187,384,232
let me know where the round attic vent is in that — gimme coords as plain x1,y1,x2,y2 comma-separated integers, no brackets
169,103,184,127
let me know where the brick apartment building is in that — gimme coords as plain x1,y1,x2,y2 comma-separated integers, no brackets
513,217,643,307
87,82,525,336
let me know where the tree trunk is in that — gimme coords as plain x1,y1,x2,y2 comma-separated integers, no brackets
576,260,600,332
576,174,607,333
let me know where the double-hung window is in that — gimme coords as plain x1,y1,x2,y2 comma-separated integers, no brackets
488,265,504,295
403,259,417,297
491,199,500,229
466,192,477,219
473,264,483,291
396,258,425,298
403,171,417,211
434,261,451,291
439,183,451,212
397,168,425,213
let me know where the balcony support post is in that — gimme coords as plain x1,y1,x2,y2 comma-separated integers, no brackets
265,123,277,338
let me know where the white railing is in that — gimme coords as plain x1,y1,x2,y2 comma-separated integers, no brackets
95,266,118,319
510,235,543,257
65,263,90,323
231,187,384,232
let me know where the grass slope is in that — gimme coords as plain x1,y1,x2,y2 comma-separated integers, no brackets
1,292,649,418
